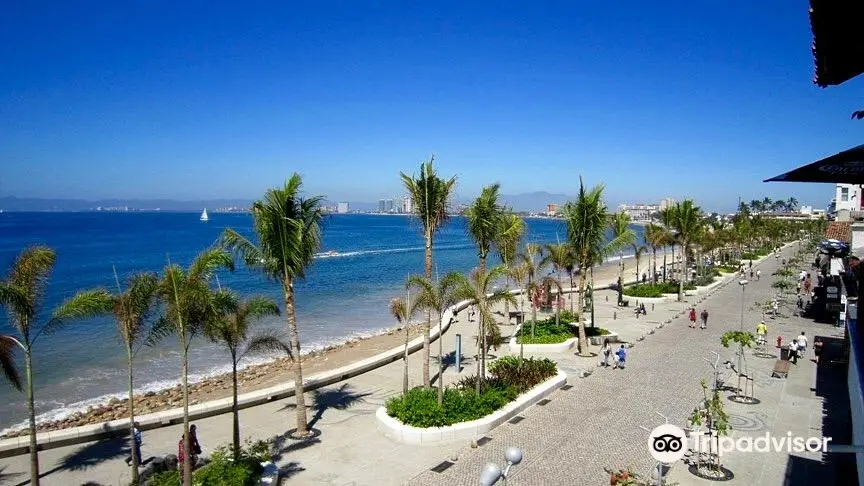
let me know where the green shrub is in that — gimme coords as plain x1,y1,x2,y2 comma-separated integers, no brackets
558,309,580,322
514,318,608,344
386,357,558,427
147,471,180,486
489,356,557,393
694,275,716,287
623,280,693,297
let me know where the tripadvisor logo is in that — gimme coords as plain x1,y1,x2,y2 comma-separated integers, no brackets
648,424,831,461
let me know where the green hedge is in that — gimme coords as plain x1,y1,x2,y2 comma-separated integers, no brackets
144,440,269,486
623,281,694,297
386,357,557,428
515,317,609,344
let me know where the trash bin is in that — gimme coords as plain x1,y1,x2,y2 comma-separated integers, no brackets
780,347,790,360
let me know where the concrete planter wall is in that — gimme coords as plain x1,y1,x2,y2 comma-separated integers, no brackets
506,322,618,352
627,296,666,304
376,370,567,445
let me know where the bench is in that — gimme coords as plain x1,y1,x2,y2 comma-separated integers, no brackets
771,359,790,378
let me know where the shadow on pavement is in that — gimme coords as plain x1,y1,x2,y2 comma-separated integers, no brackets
281,383,372,429
9,437,129,486
808,355,857,485
0,465,24,484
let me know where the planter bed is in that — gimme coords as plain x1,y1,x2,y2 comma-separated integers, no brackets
376,370,567,445
507,321,619,352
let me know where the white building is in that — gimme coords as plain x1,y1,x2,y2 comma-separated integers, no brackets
337,202,349,214
402,196,413,214
618,203,658,221
659,197,676,211
829,183,863,220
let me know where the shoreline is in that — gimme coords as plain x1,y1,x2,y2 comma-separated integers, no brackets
0,246,677,438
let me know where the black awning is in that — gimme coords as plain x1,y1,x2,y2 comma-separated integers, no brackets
765,144,864,183
811,0,864,87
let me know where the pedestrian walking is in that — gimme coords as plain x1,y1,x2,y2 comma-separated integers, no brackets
125,422,142,467
796,331,808,359
599,339,611,367
756,269,761,281
789,339,799,364
750,269,754,279
190,424,202,463
700,309,708,329
613,345,627,369
804,276,811,294
756,321,767,346
689,307,697,328
749,260,753,270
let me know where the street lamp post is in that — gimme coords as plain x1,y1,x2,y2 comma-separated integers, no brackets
480,447,523,486
738,279,748,396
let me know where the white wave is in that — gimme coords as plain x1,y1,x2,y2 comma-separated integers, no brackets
314,243,473,259
0,326,400,436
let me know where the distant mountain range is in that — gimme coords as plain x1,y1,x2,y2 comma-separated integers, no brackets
0,192,576,213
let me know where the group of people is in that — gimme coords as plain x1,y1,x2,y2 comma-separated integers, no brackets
124,423,204,473
786,331,809,364
599,340,628,369
688,307,709,329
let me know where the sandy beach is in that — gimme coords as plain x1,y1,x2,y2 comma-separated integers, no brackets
2,248,680,437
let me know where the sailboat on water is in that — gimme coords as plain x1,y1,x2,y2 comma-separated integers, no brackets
200,208,209,222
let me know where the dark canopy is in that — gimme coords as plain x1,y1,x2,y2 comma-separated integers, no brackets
765,144,864,183
810,0,864,87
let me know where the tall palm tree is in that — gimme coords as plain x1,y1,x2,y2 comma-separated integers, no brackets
508,262,528,320
207,291,289,460
644,223,665,283
544,243,572,322
659,206,678,282
519,243,549,337
389,294,419,396
465,184,506,275
632,242,647,282
610,211,636,304
72,271,159,484
407,274,457,404
400,157,457,388
0,334,22,391
495,213,525,323
562,180,610,356
671,200,702,302
0,246,113,486
447,266,516,395
220,175,324,440
150,249,233,486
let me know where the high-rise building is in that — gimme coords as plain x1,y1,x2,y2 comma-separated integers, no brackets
402,196,413,214
378,199,387,213
546,203,558,216
337,202,349,214
659,197,676,211
385,199,394,213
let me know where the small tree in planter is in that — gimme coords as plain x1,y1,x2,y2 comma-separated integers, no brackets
604,467,679,486
687,379,730,480
721,330,755,397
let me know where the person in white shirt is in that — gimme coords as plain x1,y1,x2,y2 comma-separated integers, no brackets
788,339,799,364
797,331,808,358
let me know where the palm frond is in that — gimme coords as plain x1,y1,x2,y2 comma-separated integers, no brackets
188,248,235,281
39,289,113,342
219,228,267,271
144,316,175,347
389,297,408,324
242,296,281,320
242,330,293,360
495,212,525,265
401,157,457,237
0,335,22,391
0,283,32,323
465,184,505,259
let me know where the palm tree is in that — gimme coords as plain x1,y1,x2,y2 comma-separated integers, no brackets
788,197,799,213
400,157,457,388
644,223,665,283
508,262,528,320
632,242,647,282
671,200,702,302
544,243,572,323
447,266,516,395
207,291,288,460
150,249,233,486
465,184,506,275
0,246,114,486
407,274,457,404
610,211,636,304
220,175,324,440
561,180,610,356
389,295,419,396
72,271,159,484
519,243,549,337
0,334,22,391
495,213,525,323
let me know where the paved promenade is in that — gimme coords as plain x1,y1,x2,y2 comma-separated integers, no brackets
0,246,846,485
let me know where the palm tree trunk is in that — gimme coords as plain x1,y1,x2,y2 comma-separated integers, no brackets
25,348,39,486
128,347,139,484
503,274,510,324
403,327,409,395
635,254,640,282
479,255,487,383
285,284,309,436
671,245,675,280
181,347,191,486
475,311,483,396
423,231,432,389
231,357,240,461
678,244,687,302
569,273,575,312
437,314,444,405
576,271,589,356
652,248,657,283
662,251,667,282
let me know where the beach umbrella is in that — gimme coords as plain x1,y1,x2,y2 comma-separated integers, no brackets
764,144,864,184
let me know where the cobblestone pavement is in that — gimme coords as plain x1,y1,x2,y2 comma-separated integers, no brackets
408,243,844,485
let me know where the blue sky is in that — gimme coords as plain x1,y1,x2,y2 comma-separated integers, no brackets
1,1,862,211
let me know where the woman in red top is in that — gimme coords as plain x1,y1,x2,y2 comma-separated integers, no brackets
689,308,697,328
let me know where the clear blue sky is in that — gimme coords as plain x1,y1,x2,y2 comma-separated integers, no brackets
1,1,862,211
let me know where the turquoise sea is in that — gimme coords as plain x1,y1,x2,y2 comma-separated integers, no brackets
0,212,643,431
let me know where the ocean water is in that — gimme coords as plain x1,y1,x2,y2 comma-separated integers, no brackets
0,212,643,431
